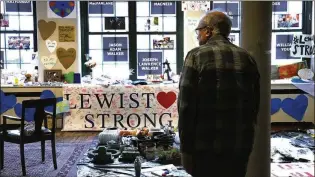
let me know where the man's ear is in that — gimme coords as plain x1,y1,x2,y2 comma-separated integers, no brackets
205,27,213,37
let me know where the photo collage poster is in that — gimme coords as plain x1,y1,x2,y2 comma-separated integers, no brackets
272,1,301,29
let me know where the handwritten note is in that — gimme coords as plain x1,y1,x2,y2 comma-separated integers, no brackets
58,26,75,42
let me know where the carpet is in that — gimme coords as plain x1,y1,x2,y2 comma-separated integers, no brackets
0,141,92,177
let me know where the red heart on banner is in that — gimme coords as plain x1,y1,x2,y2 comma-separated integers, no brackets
157,91,177,109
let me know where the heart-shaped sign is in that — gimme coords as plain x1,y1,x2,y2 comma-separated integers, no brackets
0,90,17,114
49,1,75,18
40,90,63,113
38,20,56,40
41,55,57,69
56,47,76,69
298,68,314,80
64,72,74,83
14,103,36,122
157,91,177,109
271,98,282,115
281,94,308,121
46,40,57,53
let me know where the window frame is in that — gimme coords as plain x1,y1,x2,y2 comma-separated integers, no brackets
0,1,38,69
80,1,184,80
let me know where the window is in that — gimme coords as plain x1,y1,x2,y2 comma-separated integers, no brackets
0,1,37,70
84,1,182,79
213,1,241,46
136,1,177,79
271,1,303,65
87,1,130,78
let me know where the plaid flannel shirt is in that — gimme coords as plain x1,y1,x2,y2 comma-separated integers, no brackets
178,35,260,154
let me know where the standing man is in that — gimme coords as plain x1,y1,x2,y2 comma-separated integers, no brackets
178,11,260,177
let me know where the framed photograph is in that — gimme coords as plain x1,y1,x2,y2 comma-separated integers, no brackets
44,69,62,82
8,36,30,50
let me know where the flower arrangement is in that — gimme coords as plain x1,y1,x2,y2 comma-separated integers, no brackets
84,59,97,69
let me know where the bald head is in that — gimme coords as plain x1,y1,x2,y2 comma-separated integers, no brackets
197,11,232,38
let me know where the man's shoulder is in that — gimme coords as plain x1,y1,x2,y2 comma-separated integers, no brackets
188,43,252,58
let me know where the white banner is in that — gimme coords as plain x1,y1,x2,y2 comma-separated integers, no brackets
290,34,315,58
62,84,179,131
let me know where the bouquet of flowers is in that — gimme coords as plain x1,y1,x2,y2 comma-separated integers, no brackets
84,59,96,69
84,54,96,78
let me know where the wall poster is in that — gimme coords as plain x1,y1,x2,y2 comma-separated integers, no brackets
88,1,114,14
150,1,176,15
275,34,300,60
275,14,300,29
5,1,32,13
290,34,315,58
153,37,174,50
58,26,75,42
272,1,287,12
103,36,129,62
137,51,163,77
8,36,30,50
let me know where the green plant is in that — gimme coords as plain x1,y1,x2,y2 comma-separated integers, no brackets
157,148,181,161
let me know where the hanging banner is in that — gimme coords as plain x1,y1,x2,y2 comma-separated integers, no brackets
272,1,288,12
88,1,114,14
213,2,239,29
150,1,176,15
275,34,300,60
62,85,179,131
137,51,163,77
103,36,128,62
290,34,315,58
5,1,32,13
181,1,210,11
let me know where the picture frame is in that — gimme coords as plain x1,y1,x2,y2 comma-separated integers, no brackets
44,69,62,82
